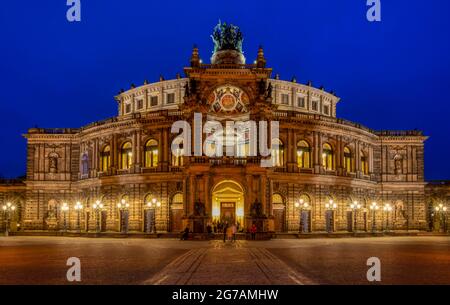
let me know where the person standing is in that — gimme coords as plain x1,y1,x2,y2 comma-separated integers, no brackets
250,224,257,240
223,222,228,242
232,223,237,242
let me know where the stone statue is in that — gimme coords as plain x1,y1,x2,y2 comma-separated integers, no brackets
394,155,402,175
266,82,273,98
211,20,244,53
194,199,205,216
258,79,266,96
251,199,263,217
49,156,58,173
184,82,190,97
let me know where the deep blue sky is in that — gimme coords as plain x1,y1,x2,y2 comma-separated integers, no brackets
0,0,449,180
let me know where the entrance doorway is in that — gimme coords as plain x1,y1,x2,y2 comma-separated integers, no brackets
212,180,244,228
220,202,236,224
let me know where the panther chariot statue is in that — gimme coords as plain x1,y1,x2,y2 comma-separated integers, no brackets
210,21,246,65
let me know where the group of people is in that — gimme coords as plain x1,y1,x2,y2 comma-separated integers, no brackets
180,221,258,241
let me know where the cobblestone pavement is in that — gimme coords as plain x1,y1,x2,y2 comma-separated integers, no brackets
144,240,314,285
0,236,449,284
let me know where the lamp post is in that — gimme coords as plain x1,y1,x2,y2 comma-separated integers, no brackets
61,202,69,232
294,198,310,233
92,200,104,233
145,197,161,233
325,199,338,233
383,203,393,232
370,202,379,233
435,204,448,233
2,202,16,237
350,201,362,233
117,199,130,234
74,201,83,233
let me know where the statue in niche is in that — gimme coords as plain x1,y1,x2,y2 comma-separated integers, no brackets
49,155,58,173
394,155,403,175
46,200,57,219
250,199,263,217
194,199,205,216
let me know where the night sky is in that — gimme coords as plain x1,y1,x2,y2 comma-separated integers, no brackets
0,0,449,180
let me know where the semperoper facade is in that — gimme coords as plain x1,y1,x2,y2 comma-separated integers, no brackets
1,22,447,235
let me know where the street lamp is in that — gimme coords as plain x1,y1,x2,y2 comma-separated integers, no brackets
325,199,338,233
383,203,393,232
117,199,130,234
61,202,69,232
92,200,104,233
294,198,310,233
435,204,448,233
145,197,161,233
74,201,83,232
350,201,362,233
370,202,379,233
2,202,16,237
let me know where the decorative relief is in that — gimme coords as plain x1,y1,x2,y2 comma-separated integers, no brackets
208,85,249,114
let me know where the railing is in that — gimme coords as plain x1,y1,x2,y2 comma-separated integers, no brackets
199,63,257,70
188,156,262,167
0,178,25,185
28,128,80,134
376,130,423,136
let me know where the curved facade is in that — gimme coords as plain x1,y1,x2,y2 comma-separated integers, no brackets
1,33,435,234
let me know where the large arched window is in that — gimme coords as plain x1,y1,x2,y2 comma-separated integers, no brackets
297,140,311,169
361,151,369,175
272,139,284,167
172,192,183,205
171,138,184,167
322,143,334,170
100,146,111,172
144,139,158,168
343,146,354,173
120,142,132,169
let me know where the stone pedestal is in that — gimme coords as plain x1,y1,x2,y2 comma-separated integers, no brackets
45,218,58,231
189,215,210,233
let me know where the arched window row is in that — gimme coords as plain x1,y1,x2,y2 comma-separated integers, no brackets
93,137,370,174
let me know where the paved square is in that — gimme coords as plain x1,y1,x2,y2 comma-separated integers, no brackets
0,236,449,284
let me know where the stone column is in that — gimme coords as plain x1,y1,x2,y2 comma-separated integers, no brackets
163,128,169,171
355,141,361,175
204,175,210,216
189,175,195,216
136,130,141,167
261,175,267,215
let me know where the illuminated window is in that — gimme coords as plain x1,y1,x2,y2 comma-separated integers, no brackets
297,140,311,169
120,142,132,170
322,143,334,170
144,139,158,168
136,99,143,110
344,146,354,173
171,139,184,167
361,151,369,175
297,96,305,108
271,139,284,167
150,96,158,107
100,146,111,172
166,93,175,104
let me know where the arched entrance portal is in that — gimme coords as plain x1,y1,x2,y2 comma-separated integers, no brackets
212,180,244,228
